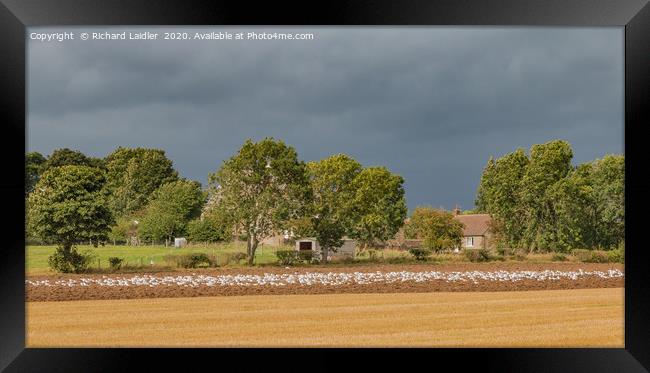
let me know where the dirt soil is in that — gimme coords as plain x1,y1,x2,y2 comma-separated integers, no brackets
26,262,624,302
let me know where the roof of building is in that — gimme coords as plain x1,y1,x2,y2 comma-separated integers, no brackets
453,214,492,236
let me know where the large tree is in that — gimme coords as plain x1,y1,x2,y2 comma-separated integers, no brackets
44,148,104,170
306,154,362,261
209,138,311,265
520,140,573,251
138,179,206,245
348,166,408,249
549,154,624,251
104,147,179,218
475,148,529,248
404,207,464,252
27,165,113,272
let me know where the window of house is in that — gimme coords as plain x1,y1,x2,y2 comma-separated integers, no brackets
466,237,474,247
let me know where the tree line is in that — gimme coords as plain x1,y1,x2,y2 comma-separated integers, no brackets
26,139,408,269
475,140,624,253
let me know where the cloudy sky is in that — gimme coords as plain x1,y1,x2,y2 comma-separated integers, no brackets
27,27,623,211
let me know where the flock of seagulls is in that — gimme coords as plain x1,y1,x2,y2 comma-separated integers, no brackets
26,269,624,288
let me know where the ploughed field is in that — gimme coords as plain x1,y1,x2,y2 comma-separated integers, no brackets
26,262,624,302
26,288,624,347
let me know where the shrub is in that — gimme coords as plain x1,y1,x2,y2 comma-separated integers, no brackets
585,250,609,263
408,248,433,261
276,250,298,265
552,253,568,262
571,249,592,262
606,250,622,263
108,257,124,270
166,253,213,268
297,250,314,263
464,248,491,263
48,247,95,273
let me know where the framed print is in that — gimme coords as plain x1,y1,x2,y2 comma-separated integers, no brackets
1,0,649,371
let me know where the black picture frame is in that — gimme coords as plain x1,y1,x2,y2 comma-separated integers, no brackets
1,0,648,371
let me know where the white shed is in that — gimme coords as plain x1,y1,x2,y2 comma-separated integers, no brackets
174,237,187,248
295,238,356,261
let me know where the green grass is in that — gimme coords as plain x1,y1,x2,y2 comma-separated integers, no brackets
26,243,286,275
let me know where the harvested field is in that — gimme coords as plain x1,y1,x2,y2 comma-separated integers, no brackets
26,262,624,302
26,288,624,347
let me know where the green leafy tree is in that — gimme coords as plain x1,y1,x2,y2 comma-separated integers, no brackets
208,138,311,265
404,207,464,252
348,166,408,249
104,147,179,217
550,154,624,251
27,165,113,273
186,217,229,243
138,179,206,245
520,140,573,251
475,149,529,248
25,152,47,195
589,154,624,249
307,154,362,261
44,148,104,170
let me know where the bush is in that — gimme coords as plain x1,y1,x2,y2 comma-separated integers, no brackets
276,250,298,265
608,248,624,263
585,250,609,263
108,256,124,270
571,249,592,262
496,247,514,256
166,253,213,268
552,253,568,262
297,250,314,263
408,248,433,261
464,248,491,263
48,246,95,273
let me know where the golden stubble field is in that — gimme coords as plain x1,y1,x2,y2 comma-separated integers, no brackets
26,288,624,347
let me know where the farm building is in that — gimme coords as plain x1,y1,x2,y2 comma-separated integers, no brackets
451,208,495,251
295,238,357,261
388,208,495,251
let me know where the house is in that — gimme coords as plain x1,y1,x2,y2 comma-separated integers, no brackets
388,208,495,252
452,207,494,251
294,237,357,261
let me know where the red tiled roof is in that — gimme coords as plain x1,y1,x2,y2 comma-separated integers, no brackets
453,214,492,236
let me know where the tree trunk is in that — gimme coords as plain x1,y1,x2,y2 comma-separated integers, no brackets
248,237,258,266
321,245,329,263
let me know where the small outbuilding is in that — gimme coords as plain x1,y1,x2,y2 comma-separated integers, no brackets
174,237,187,248
295,238,356,261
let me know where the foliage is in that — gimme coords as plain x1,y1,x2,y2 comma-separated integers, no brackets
408,247,433,261
27,165,113,253
108,257,124,270
209,138,312,265
104,147,179,218
405,207,463,252
108,215,141,244
48,247,95,273
172,253,214,268
347,166,408,248
286,216,316,240
306,154,362,261
26,151,47,195
44,148,105,171
138,179,206,243
297,250,314,263
276,250,299,265
475,140,624,253
464,248,491,263
186,217,229,243
475,149,529,248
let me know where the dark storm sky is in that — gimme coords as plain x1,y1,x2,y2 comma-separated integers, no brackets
27,27,624,211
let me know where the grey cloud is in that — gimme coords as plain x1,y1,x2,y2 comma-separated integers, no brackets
27,27,623,210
